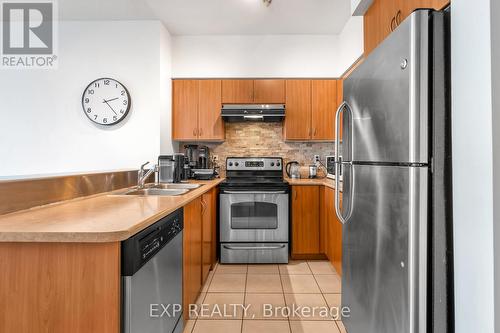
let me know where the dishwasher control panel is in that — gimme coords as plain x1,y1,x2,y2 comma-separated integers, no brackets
122,208,184,276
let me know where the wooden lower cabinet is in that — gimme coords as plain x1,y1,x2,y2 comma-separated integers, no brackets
323,187,343,275
183,198,203,320
0,242,120,333
291,186,320,256
201,188,217,283
183,191,218,320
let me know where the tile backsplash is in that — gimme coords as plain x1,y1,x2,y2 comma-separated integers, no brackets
180,122,342,173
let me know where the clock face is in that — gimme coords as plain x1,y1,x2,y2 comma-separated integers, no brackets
82,78,131,126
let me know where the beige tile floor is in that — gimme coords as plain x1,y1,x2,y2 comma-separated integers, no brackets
184,260,347,333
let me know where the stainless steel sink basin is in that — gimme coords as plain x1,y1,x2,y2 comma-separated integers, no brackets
123,188,189,196
149,183,203,190
112,183,203,196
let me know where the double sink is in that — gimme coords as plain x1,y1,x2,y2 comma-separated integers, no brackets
115,183,203,196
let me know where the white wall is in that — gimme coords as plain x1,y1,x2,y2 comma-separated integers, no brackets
491,0,500,328
171,17,363,78
159,24,176,155
452,1,495,331
0,21,173,178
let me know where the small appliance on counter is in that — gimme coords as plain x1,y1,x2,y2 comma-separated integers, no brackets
184,144,199,168
158,154,185,183
326,155,342,180
158,155,175,183
198,146,210,169
181,145,218,180
308,164,318,178
285,161,301,179
190,168,217,180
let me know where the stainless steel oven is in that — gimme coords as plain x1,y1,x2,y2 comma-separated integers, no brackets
219,157,289,264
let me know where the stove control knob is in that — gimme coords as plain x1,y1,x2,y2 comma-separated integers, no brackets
228,162,233,167
270,162,275,166
277,162,281,167
235,162,239,167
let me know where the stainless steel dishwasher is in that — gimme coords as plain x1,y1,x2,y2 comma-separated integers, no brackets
122,208,183,333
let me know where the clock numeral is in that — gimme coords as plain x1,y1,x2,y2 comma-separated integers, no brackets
104,79,110,85
121,90,125,96
84,98,89,104
120,110,124,114
113,116,118,122
94,83,99,88
123,100,128,106
88,89,95,95
94,115,98,120
103,118,108,124
86,107,92,113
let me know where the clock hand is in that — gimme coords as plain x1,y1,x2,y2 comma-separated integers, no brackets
103,99,118,115
102,97,119,103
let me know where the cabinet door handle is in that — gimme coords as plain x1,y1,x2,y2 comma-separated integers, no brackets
199,127,203,137
200,199,206,215
390,16,396,31
395,10,402,25
294,190,298,200
193,128,197,137
313,128,317,136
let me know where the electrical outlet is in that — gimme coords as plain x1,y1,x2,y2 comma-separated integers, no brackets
313,155,320,163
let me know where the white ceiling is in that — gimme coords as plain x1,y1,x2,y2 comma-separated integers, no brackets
59,0,352,35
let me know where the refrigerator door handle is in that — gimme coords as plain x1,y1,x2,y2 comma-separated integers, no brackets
334,101,354,224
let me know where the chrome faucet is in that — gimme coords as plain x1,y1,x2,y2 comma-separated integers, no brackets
138,162,157,189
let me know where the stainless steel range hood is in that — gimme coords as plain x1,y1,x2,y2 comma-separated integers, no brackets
221,104,285,122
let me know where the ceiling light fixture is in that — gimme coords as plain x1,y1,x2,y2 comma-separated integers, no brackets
262,0,272,7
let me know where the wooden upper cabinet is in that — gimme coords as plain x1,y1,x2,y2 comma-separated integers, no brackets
336,79,344,141
253,79,286,103
364,0,450,55
291,185,320,255
311,80,337,140
173,80,199,141
284,80,312,140
198,80,224,140
222,80,254,104
401,0,450,18
363,0,398,55
285,79,340,141
222,79,286,104
172,79,224,141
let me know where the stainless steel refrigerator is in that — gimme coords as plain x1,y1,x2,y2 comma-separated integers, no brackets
334,8,453,333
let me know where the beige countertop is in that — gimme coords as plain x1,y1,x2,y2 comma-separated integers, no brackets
0,178,224,243
285,177,341,190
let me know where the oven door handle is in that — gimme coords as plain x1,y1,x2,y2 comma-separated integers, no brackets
222,191,287,194
223,244,286,250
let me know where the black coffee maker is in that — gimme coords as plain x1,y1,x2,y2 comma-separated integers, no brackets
198,146,210,169
184,144,199,168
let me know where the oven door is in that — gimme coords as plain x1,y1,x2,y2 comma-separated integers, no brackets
220,191,289,242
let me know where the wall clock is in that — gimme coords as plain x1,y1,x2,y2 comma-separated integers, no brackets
81,78,131,126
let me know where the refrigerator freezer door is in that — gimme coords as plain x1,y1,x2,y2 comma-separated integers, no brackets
342,164,428,333
342,10,430,164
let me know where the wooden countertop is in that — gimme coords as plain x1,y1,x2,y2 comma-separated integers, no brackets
0,178,224,243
